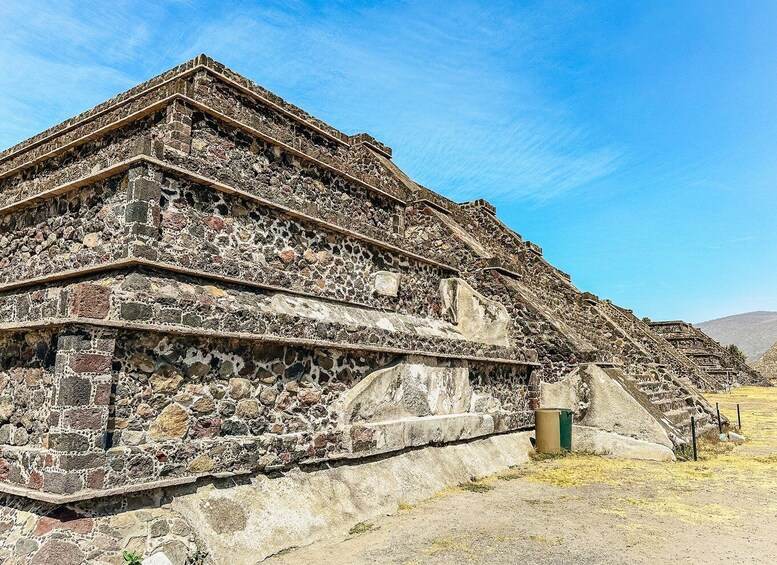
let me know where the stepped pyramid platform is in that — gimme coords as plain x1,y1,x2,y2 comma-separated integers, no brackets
0,55,724,563
649,321,769,388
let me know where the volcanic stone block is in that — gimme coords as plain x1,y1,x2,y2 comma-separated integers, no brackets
125,201,150,224
48,432,89,452
56,377,92,407
71,284,111,319
69,354,112,374
121,302,153,321
62,407,104,430
58,452,105,471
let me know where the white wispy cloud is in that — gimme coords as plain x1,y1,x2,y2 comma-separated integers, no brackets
0,0,621,204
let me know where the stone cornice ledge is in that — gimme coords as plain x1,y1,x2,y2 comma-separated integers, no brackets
0,317,539,368
0,155,456,274
0,54,349,167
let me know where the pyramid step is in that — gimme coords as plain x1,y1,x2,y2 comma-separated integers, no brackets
645,389,674,401
637,379,663,391
652,397,694,412
663,408,693,426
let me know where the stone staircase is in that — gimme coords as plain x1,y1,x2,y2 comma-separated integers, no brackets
612,364,720,442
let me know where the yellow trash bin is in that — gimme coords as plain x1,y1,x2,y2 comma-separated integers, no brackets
535,408,561,454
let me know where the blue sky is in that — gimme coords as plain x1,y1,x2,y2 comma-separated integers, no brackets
2,0,776,322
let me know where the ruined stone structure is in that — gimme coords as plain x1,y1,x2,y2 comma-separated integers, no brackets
649,321,769,388
0,55,724,563
750,341,777,384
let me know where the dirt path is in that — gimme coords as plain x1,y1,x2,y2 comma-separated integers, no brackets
266,387,777,564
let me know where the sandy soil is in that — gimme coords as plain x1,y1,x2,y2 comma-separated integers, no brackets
266,387,777,564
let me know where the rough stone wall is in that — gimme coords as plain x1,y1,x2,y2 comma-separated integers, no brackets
166,112,406,249
0,272,527,363
0,493,197,564
469,362,535,429
188,72,406,199
157,173,441,314
597,303,713,390
0,178,126,285
0,54,723,510
104,330,531,490
0,332,55,449
0,113,162,211
0,327,117,496
402,205,581,382
111,330,386,451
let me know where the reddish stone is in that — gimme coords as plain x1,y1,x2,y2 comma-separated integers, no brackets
0,458,9,480
28,470,44,490
298,390,322,406
351,426,376,452
93,382,112,406
70,283,111,319
69,353,111,374
162,210,188,230
32,508,94,536
150,203,161,227
313,434,328,449
203,216,225,231
86,468,105,490
30,539,85,565
190,417,221,439
63,407,103,430
278,248,296,264
209,146,228,160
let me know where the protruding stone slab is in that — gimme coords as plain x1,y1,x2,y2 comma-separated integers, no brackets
373,271,401,297
439,278,510,347
540,364,673,448
341,362,474,424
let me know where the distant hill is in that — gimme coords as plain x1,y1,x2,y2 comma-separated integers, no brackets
696,311,777,362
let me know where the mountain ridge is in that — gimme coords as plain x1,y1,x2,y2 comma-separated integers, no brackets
696,311,777,362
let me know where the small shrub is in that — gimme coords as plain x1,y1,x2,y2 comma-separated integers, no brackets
458,481,493,493
349,522,376,535
530,450,569,462
674,442,694,461
726,344,747,363
123,551,143,565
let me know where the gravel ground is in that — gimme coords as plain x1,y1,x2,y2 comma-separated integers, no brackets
266,387,777,564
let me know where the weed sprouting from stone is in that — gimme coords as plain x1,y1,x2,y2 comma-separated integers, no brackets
349,522,377,535
122,551,143,565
